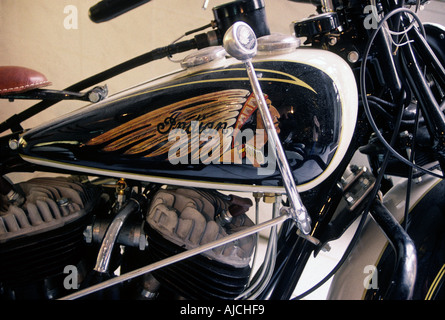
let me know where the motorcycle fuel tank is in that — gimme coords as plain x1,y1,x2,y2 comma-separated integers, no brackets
18,40,358,193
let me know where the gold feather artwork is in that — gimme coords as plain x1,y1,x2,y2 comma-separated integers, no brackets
86,89,261,162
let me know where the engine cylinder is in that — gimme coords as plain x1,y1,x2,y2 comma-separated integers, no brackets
144,188,255,299
0,176,100,299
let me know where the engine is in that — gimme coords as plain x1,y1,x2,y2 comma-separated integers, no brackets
0,176,101,299
143,188,255,299
0,176,256,300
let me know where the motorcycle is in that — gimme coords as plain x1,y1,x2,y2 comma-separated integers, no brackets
0,0,444,300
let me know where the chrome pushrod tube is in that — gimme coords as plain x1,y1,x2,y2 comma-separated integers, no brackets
237,195,279,300
59,211,291,300
93,198,140,274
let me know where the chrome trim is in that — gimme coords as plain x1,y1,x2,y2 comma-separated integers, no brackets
93,199,140,273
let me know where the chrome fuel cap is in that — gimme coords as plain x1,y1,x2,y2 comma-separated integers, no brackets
257,33,300,55
181,46,227,71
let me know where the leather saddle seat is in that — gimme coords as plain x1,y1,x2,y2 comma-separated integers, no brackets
0,66,51,95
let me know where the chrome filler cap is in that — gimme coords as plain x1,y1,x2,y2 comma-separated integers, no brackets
257,33,300,55
181,46,227,70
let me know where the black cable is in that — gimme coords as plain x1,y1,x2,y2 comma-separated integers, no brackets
403,103,421,230
184,23,213,37
359,8,444,179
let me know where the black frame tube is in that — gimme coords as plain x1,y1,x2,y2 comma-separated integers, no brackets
370,200,417,299
409,26,445,88
0,39,198,134
401,39,445,134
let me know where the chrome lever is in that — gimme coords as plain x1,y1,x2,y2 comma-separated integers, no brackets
223,22,312,235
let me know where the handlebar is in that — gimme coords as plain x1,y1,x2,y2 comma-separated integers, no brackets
89,0,270,41
288,0,321,5
89,0,152,23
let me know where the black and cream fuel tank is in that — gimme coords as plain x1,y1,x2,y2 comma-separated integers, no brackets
16,34,358,193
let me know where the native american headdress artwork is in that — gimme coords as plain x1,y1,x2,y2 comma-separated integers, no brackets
86,89,279,166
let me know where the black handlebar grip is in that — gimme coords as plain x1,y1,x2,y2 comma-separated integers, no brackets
89,0,152,23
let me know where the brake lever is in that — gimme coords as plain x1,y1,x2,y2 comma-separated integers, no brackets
222,22,312,235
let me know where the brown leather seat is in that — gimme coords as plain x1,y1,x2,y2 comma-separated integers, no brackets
0,66,51,95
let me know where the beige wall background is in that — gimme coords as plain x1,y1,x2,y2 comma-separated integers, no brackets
0,0,315,131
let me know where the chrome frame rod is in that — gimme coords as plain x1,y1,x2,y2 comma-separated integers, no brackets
59,211,290,300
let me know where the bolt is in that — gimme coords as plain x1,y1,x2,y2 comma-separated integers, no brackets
8,139,19,150
345,193,355,204
84,225,93,243
347,51,359,63
57,197,70,207
328,37,338,46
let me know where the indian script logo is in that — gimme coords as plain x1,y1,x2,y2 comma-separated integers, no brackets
86,89,280,169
